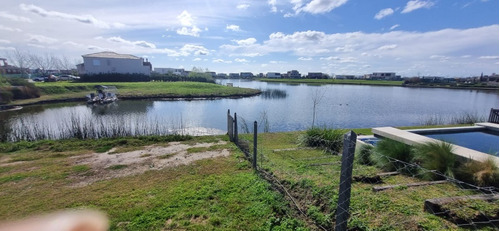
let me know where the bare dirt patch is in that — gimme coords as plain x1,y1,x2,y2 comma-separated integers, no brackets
70,141,229,187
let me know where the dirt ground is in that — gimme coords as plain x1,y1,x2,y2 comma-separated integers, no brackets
70,141,230,187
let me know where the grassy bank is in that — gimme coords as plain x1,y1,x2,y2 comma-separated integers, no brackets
0,135,307,230
241,131,498,230
10,81,260,105
258,78,404,86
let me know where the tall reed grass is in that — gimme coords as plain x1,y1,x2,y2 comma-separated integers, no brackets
6,113,195,142
420,112,486,126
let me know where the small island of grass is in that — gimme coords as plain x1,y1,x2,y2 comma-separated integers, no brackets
8,81,261,106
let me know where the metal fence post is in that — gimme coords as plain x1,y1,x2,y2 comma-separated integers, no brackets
234,112,238,144
335,130,357,231
253,121,257,170
227,109,231,141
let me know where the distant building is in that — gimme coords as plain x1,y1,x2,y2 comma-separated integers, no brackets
307,72,327,79
154,68,187,76
286,70,301,78
206,72,216,78
216,73,228,78
0,58,29,77
266,72,281,78
335,75,355,79
77,52,152,76
229,73,240,78
240,72,254,78
369,72,401,80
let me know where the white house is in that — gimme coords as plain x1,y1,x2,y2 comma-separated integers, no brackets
154,68,187,76
77,52,152,76
266,72,281,78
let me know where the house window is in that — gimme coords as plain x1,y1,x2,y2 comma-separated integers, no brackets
93,59,101,66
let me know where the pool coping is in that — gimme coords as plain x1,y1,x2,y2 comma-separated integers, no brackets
371,125,498,163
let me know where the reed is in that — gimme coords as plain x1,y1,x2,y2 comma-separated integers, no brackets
6,113,189,142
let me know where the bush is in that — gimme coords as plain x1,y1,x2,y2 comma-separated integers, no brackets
455,158,499,187
0,89,13,104
299,127,346,154
413,141,457,180
356,144,374,165
79,73,150,82
371,138,414,172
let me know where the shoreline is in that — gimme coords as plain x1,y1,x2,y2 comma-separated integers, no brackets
256,78,499,90
7,91,262,107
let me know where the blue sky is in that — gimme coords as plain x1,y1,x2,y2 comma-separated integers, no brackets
0,0,498,77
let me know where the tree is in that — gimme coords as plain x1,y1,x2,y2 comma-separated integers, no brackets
6,49,33,78
311,88,326,127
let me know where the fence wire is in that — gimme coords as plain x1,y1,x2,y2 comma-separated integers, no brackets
227,111,499,230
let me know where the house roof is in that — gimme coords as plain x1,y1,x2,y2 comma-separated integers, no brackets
82,52,141,60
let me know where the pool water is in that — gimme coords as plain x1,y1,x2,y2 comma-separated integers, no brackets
418,130,499,156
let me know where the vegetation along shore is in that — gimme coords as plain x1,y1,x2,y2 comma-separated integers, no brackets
2,81,261,106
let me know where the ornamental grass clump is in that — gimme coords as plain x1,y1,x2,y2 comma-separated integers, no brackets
299,127,345,154
455,158,499,187
413,141,457,180
356,144,374,165
371,138,414,172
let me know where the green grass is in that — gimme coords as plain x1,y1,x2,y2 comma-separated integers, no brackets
250,131,497,230
258,78,403,86
10,81,260,105
0,135,306,230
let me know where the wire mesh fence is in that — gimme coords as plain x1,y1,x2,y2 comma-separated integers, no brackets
226,109,499,230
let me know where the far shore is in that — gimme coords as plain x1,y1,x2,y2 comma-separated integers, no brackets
6,81,261,106
256,78,499,90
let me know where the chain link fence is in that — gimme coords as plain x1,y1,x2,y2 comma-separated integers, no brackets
227,109,498,230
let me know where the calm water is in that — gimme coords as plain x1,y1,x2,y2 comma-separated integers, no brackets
422,131,499,156
1,80,498,140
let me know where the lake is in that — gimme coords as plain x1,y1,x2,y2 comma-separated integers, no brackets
1,80,498,141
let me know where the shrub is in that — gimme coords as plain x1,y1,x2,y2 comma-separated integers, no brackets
371,138,414,172
413,141,457,179
0,89,13,104
356,144,374,165
455,158,499,187
299,127,345,154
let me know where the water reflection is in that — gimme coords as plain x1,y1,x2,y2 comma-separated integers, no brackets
89,100,154,115
260,89,287,100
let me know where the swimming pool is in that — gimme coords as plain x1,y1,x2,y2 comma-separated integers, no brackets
413,130,498,156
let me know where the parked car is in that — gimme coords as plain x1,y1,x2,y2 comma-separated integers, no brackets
33,77,45,82
59,75,71,81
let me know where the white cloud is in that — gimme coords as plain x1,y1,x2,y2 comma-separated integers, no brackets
374,8,394,20
390,24,400,30
226,24,241,32
177,26,202,37
219,25,498,75
401,0,434,13
177,10,194,27
0,39,10,44
107,36,157,49
377,44,398,50
479,56,499,59
235,58,249,62
301,0,349,14
268,0,278,12
0,25,22,32
27,34,58,44
213,58,232,63
0,11,31,22
234,38,257,45
193,57,202,61
298,57,313,61
237,4,250,10
180,44,209,56
19,4,124,29
176,11,202,37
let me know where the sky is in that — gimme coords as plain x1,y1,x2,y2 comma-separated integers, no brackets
0,0,498,77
